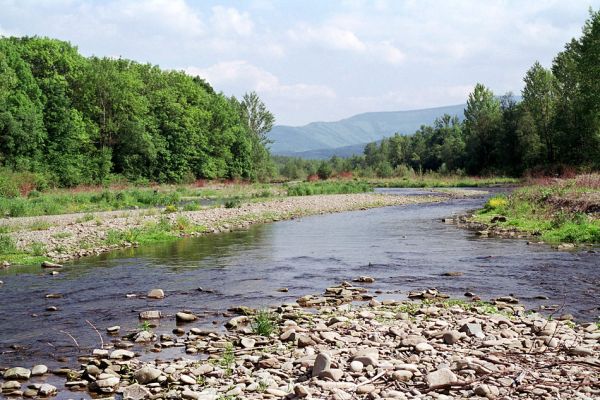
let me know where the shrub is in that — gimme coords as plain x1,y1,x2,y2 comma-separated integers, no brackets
29,242,46,256
224,198,242,208
0,234,17,254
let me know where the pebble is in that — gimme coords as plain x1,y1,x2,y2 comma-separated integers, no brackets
312,352,331,377
176,312,197,322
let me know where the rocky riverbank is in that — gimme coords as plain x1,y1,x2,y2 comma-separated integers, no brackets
2,193,445,264
1,282,598,399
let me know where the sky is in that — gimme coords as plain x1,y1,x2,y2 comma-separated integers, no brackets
0,1,598,126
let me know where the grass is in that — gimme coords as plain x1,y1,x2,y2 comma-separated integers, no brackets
251,309,279,336
286,181,372,196
474,174,600,244
370,175,520,188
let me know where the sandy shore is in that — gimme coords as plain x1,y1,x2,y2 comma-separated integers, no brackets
4,193,444,263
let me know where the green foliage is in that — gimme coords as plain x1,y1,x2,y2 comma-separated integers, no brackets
139,321,152,332
0,234,17,254
0,37,272,187
286,181,372,196
29,241,46,256
251,309,279,336
224,198,242,208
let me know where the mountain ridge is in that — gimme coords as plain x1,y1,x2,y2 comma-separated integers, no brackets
269,103,467,156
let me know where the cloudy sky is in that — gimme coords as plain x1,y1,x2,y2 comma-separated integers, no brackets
0,0,598,126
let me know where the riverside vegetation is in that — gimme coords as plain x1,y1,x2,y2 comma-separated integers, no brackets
467,174,600,245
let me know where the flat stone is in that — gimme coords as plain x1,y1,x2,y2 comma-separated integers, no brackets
41,261,62,268
106,325,120,333
415,342,434,353
443,330,462,345
356,384,376,394
110,349,135,359
122,384,152,400
176,312,197,322
312,352,331,377
401,335,426,346
294,384,311,398
2,381,21,390
180,374,196,385
95,375,120,388
298,335,315,348
139,310,161,319
426,368,457,388
392,370,413,382
147,288,165,299
31,365,48,376
460,323,485,339
319,368,343,381
4,367,31,380
240,337,255,348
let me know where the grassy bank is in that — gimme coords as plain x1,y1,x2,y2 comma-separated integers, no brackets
473,174,600,244
370,175,520,188
0,183,282,218
286,180,372,196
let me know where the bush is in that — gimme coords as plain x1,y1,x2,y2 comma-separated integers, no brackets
224,198,242,208
0,234,17,254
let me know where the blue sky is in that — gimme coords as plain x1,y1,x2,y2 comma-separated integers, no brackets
1,0,598,125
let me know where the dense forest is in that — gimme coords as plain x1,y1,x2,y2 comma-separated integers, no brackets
278,10,600,180
0,37,273,188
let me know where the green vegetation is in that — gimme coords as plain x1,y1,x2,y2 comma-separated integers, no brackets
369,176,519,188
475,174,600,243
139,321,152,332
286,181,372,196
251,309,279,336
0,36,274,189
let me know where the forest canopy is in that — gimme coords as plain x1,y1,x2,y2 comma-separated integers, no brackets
0,36,273,187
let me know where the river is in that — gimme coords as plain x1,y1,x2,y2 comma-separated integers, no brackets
0,188,598,371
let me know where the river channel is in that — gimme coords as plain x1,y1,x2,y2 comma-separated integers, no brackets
0,188,598,371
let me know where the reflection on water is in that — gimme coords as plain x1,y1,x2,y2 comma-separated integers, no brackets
0,189,598,368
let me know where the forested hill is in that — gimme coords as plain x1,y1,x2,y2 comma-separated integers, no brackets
0,36,271,187
268,104,466,154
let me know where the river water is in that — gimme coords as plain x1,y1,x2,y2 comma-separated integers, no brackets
0,189,598,370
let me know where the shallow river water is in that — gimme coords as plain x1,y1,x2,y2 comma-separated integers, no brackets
1,188,598,371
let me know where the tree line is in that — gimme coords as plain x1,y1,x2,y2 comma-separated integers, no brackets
278,10,600,180
0,36,274,187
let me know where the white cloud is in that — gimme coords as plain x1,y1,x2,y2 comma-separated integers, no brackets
210,6,254,36
288,24,366,52
186,61,336,99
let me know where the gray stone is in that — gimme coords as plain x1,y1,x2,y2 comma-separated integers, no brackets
294,384,311,398
41,261,62,268
107,325,120,333
38,383,57,396
426,368,457,388
122,384,152,400
460,323,485,339
319,368,343,381
31,365,48,376
110,349,135,359
443,330,462,345
176,312,197,322
133,366,161,384
312,352,331,377
392,370,413,382
139,310,161,319
4,367,31,380
180,374,196,385
240,337,255,348
147,288,165,299
415,342,434,353
349,360,363,372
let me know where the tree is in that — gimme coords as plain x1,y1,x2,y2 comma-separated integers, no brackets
521,62,557,163
463,83,501,173
238,92,275,180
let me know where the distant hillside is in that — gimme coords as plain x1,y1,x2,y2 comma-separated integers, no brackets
269,103,466,155
276,142,375,160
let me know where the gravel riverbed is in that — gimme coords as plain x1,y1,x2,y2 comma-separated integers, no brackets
4,193,444,263
0,282,598,399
